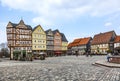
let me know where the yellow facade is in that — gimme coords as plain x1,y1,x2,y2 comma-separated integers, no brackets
62,42,68,51
32,25,46,51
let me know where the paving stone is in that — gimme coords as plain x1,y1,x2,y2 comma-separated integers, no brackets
0,56,120,81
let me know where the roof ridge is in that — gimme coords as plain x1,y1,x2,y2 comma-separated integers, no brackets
95,30,114,36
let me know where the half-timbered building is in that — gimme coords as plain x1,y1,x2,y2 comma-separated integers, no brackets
91,31,116,54
68,37,92,55
114,36,120,54
6,20,32,59
53,30,62,56
45,29,54,56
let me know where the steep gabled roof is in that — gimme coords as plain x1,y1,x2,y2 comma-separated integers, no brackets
114,36,120,43
8,20,32,30
32,25,38,31
69,37,92,47
18,19,25,25
61,33,68,42
71,38,81,46
10,22,18,28
45,29,52,33
78,37,92,45
52,29,60,35
91,31,115,45
73,38,81,43
68,42,72,48
32,25,43,32
26,25,32,30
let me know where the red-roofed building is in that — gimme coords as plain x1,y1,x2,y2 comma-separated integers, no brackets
67,42,73,55
91,31,116,54
68,42,72,49
77,37,92,54
114,36,120,53
68,37,92,55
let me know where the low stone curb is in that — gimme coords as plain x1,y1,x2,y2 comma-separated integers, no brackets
93,60,120,68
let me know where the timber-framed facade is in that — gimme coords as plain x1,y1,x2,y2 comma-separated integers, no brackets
6,20,32,59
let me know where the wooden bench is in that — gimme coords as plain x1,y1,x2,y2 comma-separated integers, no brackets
109,56,120,64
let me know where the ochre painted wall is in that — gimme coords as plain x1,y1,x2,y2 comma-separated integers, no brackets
32,25,46,51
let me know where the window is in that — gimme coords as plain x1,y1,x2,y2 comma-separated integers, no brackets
43,46,45,48
38,40,41,43
103,44,104,47
43,41,45,43
110,44,113,46
23,48,26,50
27,47,29,50
34,40,36,42
118,43,120,47
35,46,36,48
38,46,41,48
38,30,41,32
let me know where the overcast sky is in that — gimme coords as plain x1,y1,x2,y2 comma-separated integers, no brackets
0,0,120,44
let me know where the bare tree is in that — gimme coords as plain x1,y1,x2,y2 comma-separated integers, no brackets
0,43,5,49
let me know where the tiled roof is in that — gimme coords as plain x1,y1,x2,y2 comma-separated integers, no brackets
19,19,24,25
68,42,72,48
73,38,81,43
91,31,115,45
114,36,120,43
52,29,60,34
32,25,42,31
78,37,91,45
61,33,68,42
45,29,52,33
68,37,91,47
10,22,18,28
72,38,81,46
10,20,32,30
26,25,32,30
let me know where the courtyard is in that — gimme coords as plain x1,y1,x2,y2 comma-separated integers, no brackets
0,55,120,81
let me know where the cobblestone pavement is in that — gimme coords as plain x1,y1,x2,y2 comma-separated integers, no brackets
0,56,120,81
